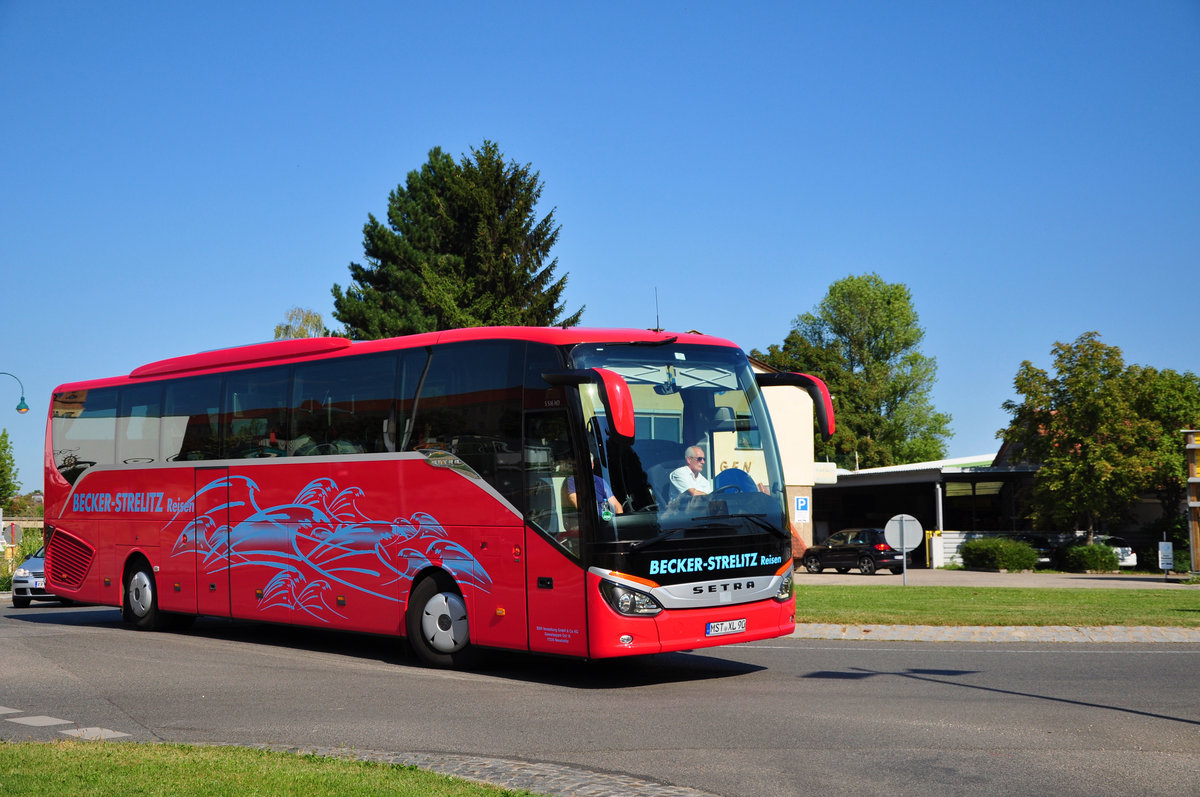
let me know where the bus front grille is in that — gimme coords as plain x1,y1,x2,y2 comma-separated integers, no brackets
46,531,94,589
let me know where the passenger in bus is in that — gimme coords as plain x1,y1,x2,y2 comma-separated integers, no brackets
668,446,711,501
565,455,622,518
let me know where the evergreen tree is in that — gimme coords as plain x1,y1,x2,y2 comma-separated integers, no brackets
332,141,581,339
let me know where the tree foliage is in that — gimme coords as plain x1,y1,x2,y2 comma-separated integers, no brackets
5,491,43,518
273,307,329,340
753,273,951,469
0,429,19,504
332,141,581,339
1000,331,1200,536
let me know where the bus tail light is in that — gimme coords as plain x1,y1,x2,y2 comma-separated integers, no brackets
599,580,663,616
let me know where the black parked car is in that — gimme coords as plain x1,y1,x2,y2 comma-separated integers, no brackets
1001,533,1053,565
803,528,907,575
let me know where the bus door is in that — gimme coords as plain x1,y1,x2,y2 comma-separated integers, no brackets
193,467,231,617
524,470,589,657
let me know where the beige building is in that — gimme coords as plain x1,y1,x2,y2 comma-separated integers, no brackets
749,358,836,548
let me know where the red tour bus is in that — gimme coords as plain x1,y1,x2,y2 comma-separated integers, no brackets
43,327,833,667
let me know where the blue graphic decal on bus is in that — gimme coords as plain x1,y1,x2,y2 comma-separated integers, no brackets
166,476,492,622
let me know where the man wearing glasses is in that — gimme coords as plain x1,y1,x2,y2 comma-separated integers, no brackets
668,445,711,502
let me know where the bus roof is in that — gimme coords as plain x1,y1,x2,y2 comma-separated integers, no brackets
50,327,740,394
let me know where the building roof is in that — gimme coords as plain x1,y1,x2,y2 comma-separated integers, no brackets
817,452,1037,488
835,453,997,476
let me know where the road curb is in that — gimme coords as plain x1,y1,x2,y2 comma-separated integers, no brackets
791,623,1200,643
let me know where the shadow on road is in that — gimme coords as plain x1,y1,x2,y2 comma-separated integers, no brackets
803,665,1200,727
4,603,766,688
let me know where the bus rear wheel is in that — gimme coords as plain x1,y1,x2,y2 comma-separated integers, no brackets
406,575,472,668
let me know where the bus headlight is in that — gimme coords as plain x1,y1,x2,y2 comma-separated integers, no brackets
774,570,793,601
599,580,663,616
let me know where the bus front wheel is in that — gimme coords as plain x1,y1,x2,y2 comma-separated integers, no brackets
122,561,193,632
406,575,472,668
123,562,163,630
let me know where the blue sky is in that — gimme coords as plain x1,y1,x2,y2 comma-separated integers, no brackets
2,1,1197,492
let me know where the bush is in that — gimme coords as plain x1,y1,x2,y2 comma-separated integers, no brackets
959,538,1039,571
1174,548,1192,573
1062,543,1119,573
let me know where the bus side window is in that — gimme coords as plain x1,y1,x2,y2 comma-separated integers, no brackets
409,341,525,505
394,348,428,451
117,383,163,465
220,367,291,459
51,387,119,484
290,353,398,456
163,376,222,461
522,343,581,555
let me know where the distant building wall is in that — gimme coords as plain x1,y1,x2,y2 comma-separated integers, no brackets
751,360,824,548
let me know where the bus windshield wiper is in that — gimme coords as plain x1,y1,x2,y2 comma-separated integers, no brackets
629,523,729,551
629,527,687,552
630,514,784,551
627,336,678,346
692,512,788,539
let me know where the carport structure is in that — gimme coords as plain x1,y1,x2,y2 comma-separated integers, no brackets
812,454,1037,560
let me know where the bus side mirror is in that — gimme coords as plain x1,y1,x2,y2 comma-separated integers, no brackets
542,368,636,439
755,372,836,441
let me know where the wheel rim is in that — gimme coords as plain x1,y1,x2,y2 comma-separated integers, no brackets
420,591,468,654
128,571,153,617
805,557,821,573
859,557,875,575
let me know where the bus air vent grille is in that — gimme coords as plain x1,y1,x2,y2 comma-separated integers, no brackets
46,532,94,589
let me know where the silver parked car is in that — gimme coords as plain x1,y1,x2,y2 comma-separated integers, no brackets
11,547,56,608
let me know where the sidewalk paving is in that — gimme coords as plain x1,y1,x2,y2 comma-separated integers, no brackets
790,623,1200,643
794,566,1199,589
792,566,1200,643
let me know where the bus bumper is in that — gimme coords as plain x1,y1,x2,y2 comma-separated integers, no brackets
587,576,795,659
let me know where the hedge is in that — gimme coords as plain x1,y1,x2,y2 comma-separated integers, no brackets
1062,544,1120,573
959,538,1039,571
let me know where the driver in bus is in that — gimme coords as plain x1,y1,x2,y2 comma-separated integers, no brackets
668,445,711,502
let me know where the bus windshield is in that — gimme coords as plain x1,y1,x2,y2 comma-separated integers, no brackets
568,342,788,547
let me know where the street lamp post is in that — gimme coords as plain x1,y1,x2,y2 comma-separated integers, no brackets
0,372,29,414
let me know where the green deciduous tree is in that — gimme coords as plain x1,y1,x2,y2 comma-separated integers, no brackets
332,141,581,339
1000,331,1200,537
273,307,329,340
753,273,951,468
0,428,19,505
1129,365,1200,545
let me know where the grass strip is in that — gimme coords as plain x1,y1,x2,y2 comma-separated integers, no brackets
0,741,539,797
794,585,1200,627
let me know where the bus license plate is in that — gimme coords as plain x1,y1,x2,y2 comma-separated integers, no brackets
706,619,746,637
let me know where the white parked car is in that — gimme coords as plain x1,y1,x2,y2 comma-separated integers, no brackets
1053,535,1138,569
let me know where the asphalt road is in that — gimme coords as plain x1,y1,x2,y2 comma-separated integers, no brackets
2,601,1198,796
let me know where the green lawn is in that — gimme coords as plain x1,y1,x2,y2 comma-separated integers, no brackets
794,585,1200,627
0,742,540,797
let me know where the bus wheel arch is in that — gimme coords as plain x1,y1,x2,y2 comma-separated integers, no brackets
121,554,193,632
405,570,473,668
